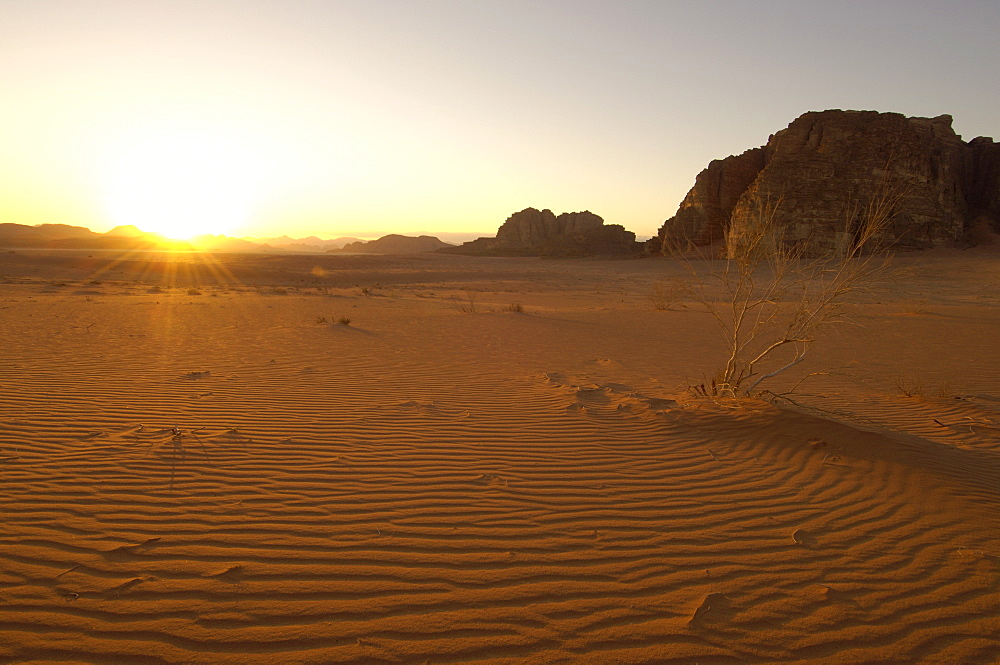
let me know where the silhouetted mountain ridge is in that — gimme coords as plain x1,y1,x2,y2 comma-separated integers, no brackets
0,223,447,253
329,234,454,254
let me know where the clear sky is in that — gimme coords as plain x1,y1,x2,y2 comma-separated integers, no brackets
1,0,997,240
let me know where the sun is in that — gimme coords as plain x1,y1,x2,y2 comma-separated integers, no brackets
101,127,270,240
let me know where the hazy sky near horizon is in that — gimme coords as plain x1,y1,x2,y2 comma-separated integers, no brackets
1,0,998,240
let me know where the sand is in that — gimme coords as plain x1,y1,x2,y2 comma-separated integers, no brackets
1,247,998,664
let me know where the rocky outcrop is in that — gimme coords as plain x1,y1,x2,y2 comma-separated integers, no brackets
332,234,452,254
653,110,1000,255
659,148,767,248
444,208,640,256
966,136,1000,224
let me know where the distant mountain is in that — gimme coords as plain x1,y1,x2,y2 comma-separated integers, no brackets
330,234,454,254
0,223,454,253
105,224,149,238
33,223,99,239
0,222,100,246
410,231,492,245
189,234,267,252
0,222,169,249
253,235,364,251
40,235,167,250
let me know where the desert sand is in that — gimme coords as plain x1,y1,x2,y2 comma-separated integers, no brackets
1,247,998,664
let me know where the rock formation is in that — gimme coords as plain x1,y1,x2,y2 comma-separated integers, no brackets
331,234,452,254
653,110,1000,255
444,208,640,256
967,136,1000,224
658,148,768,248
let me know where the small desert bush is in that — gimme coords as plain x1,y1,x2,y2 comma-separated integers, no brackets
893,375,926,398
650,279,685,311
892,375,959,399
337,317,351,326
187,287,202,296
315,316,328,324
667,172,902,399
456,291,479,313
501,303,525,313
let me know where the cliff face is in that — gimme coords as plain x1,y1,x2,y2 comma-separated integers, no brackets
659,148,767,248
496,209,604,246
655,110,1000,255
445,208,640,256
967,136,1000,222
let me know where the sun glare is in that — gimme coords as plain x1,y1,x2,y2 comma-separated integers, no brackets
101,128,271,240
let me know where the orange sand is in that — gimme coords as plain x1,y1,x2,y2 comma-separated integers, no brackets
1,248,998,664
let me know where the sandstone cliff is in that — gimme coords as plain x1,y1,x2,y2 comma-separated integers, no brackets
967,136,1000,223
654,110,1000,255
658,148,767,248
444,208,640,256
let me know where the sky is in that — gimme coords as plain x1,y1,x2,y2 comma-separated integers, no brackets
1,0,998,241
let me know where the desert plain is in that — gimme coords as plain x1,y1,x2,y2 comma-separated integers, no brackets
1,246,999,664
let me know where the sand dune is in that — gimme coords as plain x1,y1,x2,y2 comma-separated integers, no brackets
1,248,998,663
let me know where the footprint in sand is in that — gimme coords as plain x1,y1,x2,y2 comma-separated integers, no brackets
101,537,162,561
641,396,678,410
575,385,611,405
211,565,246,584
475,473,508,487
809,584,860,607
102,577,148,599
791,528,820,548
688,592,735,628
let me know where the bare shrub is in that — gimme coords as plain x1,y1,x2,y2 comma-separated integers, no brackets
669,177,901,399
456,291,479,313
337,317,351,326
893,374,926,398
501,303,525,313
650,279,686,311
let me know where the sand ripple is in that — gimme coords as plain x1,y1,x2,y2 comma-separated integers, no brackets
1,257,998,663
